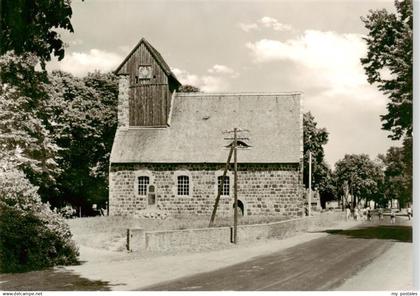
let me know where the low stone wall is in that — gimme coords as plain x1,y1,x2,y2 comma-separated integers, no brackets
127,211,346,253
236,218,307,243
236,211,347,243
145,227,232,252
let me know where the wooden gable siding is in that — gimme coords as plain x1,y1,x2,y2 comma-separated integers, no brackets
126,43,167,85
123,43,171,126
117,43,168,81
129,85,170,126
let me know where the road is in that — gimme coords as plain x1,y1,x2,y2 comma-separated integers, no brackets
142,224,412,291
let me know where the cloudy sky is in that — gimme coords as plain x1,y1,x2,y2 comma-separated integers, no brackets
47,0,398,167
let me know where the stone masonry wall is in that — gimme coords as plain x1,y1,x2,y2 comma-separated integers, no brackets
109,163,304,218
117,75,129,129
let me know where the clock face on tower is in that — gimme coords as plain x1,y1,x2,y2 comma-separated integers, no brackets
138,65,152,79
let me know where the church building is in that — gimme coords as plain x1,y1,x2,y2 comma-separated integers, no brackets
109,38,304,218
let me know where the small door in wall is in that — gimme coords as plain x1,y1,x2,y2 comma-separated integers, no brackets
148,185,156,205
233,200,245,216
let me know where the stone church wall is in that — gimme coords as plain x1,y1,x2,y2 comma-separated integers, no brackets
109,163,304,218
117,75,129,129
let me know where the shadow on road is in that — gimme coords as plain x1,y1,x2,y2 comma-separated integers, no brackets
324,225,412,243
0,266,111,291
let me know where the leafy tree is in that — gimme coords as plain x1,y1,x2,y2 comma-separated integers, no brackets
0,0,75,67
303,113,331,184
379,139,412,208
302,112,336,208
401,137,412,190
178,84,199,92
334,154,384,208
0,53,61,199
1,56,118,210
361,0,413,207
1,0,79,192
44,71,118,210
0,0,78,194
361,0,413,140
315,161,336,207
83,71,119,181
0,0,80,272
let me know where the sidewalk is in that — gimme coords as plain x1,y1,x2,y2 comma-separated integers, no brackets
65,220,360,291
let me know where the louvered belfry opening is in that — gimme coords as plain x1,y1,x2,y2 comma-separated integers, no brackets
115,38,181,127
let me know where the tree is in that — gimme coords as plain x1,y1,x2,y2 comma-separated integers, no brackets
0,0,80,272
303,113,331,182
379,140,412,208
0,53,61,199
1,0,75,67
361,0,413,140
334,154,384,208
178,84,200,92
361,0,413,207
302,112,336,208
1,0,79,194
44,71,118,210
1,0,79,191
315,161,336,208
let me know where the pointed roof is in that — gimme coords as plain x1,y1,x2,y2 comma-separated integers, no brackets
114,38,181,86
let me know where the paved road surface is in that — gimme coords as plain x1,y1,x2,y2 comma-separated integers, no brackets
142,225,412,291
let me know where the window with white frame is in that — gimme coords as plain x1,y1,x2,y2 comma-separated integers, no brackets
177,175,190,196
217,175,230,196
138,176,150,195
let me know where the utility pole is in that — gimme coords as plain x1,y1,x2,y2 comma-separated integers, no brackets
209,145,234,227
308,151,312,217
233,128,238,244
209,128,249,242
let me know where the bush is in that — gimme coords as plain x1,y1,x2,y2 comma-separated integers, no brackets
0,167,79,273
59,205,76,219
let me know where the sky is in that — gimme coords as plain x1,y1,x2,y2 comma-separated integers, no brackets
47,0,399,167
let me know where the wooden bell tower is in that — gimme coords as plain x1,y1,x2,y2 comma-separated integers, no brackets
115,38,181,127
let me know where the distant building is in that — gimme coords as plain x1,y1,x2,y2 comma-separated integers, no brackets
109,38,304,218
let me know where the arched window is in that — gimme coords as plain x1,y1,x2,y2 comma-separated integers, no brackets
138,176,150,195
217,176,230,196
177,175,190,196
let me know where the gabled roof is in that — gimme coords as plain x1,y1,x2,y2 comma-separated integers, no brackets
114,38,181,86
110,92,303,164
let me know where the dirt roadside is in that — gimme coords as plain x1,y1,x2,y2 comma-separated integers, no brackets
1,218,412,291
65,220,363,291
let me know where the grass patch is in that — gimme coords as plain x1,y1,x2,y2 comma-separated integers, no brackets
67,216,144,251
